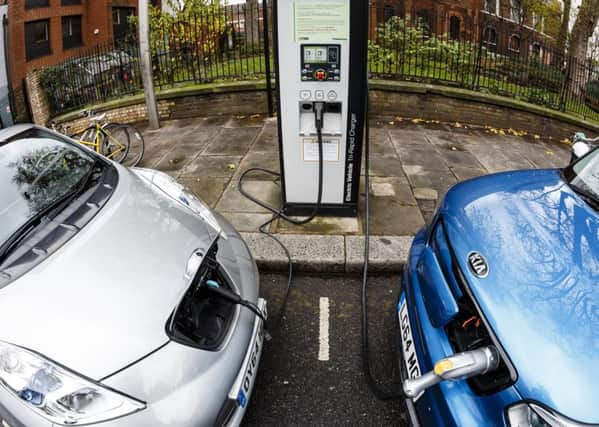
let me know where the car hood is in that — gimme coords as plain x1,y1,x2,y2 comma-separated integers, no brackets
0,166,216,380
442,169,599,423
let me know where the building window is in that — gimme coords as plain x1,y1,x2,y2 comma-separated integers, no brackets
449,16,460,40
483,27,497,51
510,0,522,22
25,0,49,9
509,35,521,53
484,0,498,15
25,19,51,60
531,43,542,57
62,15,82,50
384,5,394,22
61,0,81,4
416,9,431,32
112,7,135,42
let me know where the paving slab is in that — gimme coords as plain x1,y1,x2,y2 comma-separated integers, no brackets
251,125,279,153
345,235,413,273
366,154,405,177
368,177,417,206
225,114,266,128
359,198,425,236
241,233,346,273
396,144,450,172
450,167,487,181
216,180,281,213
221,212,273,232
203,127,260,156
235,151,280,180
179,155,242,178
154,145,203,174
389,129,430,146
276,216,360,235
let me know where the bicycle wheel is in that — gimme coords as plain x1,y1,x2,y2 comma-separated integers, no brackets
100,124,130,163
77,126,100,152
105,123,145,167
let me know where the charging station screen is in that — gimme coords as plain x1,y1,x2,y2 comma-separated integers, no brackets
304,46,328,63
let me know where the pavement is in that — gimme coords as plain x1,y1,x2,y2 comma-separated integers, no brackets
138,114,570,273
241,273,406,426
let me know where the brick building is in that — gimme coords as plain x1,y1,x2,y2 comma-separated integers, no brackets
371,0,552,58
5,0,150,114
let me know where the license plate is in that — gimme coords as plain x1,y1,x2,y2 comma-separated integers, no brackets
398,294,423,400
231,298,266,409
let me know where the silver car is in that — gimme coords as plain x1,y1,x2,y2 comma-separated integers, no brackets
0,125,266,426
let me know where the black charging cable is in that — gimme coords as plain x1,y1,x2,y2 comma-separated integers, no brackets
238,102,326,331
361,81,404,401
204,281,267,323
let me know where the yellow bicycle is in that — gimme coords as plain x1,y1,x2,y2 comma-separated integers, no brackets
75,113,131,164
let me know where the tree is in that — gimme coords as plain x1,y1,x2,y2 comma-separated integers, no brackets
561,0,599,99
245,0,261,48
556,0,571,56
568,0,599,62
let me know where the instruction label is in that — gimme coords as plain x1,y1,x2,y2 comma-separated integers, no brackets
302,138,340,162
294,2,349,42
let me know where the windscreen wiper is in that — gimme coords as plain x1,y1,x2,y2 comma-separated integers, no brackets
0,160,102,266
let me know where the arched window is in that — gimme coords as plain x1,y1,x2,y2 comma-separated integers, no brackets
449,16,460,40
531,43,542,57
483,27,497,51
509,35,521,53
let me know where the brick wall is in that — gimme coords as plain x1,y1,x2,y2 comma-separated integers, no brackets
8,0,138,92
48,85,595,140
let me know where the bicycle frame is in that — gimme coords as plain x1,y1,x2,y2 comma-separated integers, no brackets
78,123,127,160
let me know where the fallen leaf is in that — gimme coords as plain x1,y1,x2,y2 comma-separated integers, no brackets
227,163,237,170
411,118,424,124
546,151,554,156
533,134,540,140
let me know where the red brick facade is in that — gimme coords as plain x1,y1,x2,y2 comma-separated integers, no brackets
7,0,139,91
371,0,551,52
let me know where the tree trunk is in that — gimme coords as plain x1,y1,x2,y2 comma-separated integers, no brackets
556,0,571,57
561,0,599,99
246,0,260,48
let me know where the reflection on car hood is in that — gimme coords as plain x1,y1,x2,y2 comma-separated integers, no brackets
442,169,599,423
0,167,215,380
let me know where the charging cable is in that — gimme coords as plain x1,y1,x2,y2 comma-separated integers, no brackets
361,82,404,401
238,101,326,331
205,279,267,323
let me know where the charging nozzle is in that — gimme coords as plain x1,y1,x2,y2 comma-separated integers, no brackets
403,346,499,400
313,102,325,130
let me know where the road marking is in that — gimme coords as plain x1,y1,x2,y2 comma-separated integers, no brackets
319,297,330,361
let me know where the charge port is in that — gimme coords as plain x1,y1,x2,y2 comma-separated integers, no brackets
301,102,313,111
326,103,341,113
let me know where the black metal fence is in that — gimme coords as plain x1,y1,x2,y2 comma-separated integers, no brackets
41,3,599,125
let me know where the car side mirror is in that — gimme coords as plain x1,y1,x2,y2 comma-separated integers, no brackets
571,141,591,163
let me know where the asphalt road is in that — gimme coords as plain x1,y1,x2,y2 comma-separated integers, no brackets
243,273,408,426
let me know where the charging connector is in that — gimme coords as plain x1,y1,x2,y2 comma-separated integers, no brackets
204,281,268,326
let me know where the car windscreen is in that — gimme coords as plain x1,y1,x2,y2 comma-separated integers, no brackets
565,147,599,209
0,129,96,247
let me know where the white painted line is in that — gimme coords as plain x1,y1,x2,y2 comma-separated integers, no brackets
318,297,330,361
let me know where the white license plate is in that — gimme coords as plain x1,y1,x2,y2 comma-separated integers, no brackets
398,294,423,400
231,299,266,409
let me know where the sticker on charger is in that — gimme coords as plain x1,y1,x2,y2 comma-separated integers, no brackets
302,137,340,162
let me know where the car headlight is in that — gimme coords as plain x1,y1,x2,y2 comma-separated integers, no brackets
143,170,225,237
507,402,585,427
0,341,144,425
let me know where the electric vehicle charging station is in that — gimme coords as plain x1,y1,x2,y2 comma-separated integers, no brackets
274,0,368,217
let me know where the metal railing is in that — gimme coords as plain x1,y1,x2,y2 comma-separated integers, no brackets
40,3,599,125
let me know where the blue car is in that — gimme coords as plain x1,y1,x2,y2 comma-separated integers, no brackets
399,145,599,426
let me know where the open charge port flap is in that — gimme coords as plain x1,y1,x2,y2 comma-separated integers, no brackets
167,244,236,351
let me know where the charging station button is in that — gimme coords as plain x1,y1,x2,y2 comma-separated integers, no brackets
314,70,327,81
315,90,325,100
327,91,338,100
300,90,311,100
